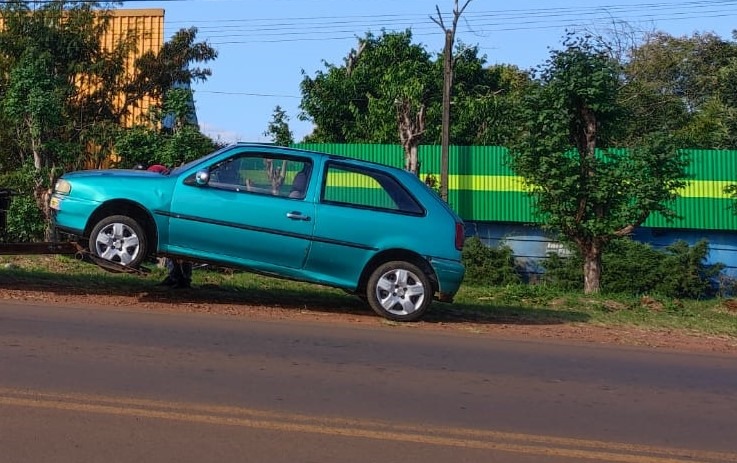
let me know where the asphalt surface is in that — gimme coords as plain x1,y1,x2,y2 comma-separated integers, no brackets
1,301,736,463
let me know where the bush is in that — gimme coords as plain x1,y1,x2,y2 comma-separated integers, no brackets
0,164,46,242
462,236,522,286
655,240,723,299
542,237,723,299
542,252,584,291
3,194,45,242
602,239,664,294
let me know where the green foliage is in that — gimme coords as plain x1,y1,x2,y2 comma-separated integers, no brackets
541,253,584,292
622,32,737,149
726,183,737,215
115,86,218,169
114,126,166,168
299,31,527,149
263,106,294,146
600,239,664,295
507,33,689,293
115,125,216,169
461,236,522,286
128,27,218,101
0,2,219,234
0,164,46,242
154,88,199,134
451,61,533,147
658,240,724,299
3,194,45,242
1,48,66,168
542,238,723,299
300,30,437,144
159,126,217,167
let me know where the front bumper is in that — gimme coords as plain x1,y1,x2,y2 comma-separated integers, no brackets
50,193,99,237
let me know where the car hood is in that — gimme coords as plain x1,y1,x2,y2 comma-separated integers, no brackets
63,169,171,180
59,169,176,205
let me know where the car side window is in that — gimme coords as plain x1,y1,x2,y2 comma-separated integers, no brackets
209,158,243,188
208,154,312,198
321,163,424,215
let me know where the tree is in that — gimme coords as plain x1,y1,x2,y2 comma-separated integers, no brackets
2,48,64,172
508,34,689,294
264,105,294,146
622,32,737,149
447,58,532,147
300,29,521,173
128,27,218,104
300,30,440,174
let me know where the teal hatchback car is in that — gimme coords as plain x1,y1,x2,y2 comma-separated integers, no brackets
51,144,465,321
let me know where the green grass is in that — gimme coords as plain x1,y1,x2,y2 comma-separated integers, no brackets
455,283,737,337
1,255,735,338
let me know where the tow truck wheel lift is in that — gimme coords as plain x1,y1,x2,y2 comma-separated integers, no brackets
0,189,147,275
0,240,149,275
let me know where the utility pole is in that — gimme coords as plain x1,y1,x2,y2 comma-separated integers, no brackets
440,29,453,203
432,0,472,203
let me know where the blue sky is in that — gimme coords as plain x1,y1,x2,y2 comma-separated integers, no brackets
121,0,737,143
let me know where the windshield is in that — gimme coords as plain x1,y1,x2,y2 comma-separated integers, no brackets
169,145,235,176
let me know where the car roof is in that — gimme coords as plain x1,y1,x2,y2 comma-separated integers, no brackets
232,143,405,174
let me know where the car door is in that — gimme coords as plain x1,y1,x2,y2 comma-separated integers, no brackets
305,161,426,288
165,151,316,271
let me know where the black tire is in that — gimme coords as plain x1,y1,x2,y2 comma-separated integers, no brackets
88,215,147,268
366,260,432,322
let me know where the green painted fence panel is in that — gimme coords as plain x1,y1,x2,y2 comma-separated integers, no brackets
292,143,737,231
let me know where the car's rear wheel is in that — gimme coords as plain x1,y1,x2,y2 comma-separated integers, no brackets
366,261,432,321
88,215,147,268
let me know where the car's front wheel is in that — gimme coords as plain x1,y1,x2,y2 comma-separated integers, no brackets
366,261,432,321
88,215,147,268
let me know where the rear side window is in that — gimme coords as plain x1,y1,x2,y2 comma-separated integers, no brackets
322,163,424,215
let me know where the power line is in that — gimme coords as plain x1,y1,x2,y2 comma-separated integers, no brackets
197,90,301,98
153,1,737,45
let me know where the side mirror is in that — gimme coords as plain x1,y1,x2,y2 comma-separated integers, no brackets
195,170,210,186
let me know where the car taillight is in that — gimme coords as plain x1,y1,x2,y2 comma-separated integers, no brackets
455,222,465,251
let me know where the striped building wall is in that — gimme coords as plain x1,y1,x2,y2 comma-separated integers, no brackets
294,143,737,231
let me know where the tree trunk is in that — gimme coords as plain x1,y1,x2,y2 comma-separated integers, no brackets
396,99,425,176
582,242,602,294
406,145,419,173
33,179,54,242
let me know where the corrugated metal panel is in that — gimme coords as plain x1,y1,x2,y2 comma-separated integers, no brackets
687,149,737,181
293,143,737,230
295,143,404,168
644,198,737,230
107,9,164,128
417,145,513,175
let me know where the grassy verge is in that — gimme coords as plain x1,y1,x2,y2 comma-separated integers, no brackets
455,284,737,337
1,255,735,338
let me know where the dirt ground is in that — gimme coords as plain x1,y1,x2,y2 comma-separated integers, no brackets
2,281,736,355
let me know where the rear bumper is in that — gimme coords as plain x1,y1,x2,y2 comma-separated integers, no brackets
430,257,465,302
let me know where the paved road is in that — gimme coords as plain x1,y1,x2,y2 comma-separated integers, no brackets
1,301,736,463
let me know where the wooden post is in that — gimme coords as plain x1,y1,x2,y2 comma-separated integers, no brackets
440,29,452,203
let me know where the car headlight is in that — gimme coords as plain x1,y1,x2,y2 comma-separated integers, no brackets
54,179,72,195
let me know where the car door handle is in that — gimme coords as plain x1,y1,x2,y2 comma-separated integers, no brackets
286,211,311,221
